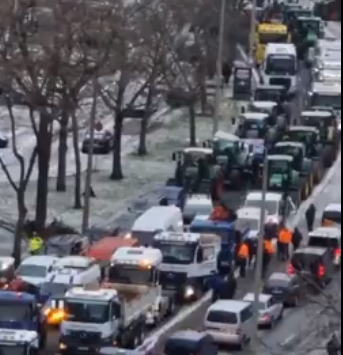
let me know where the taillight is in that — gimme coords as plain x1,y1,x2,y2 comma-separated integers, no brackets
287,263,295,275
318,265,325,277
235,328,242,335
335,249,341,257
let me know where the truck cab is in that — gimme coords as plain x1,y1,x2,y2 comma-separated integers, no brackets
0,329,39,355
106,247,175,327
153,232,221,302
0,292,46,349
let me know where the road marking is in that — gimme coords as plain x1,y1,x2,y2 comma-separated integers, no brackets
148,153,342,342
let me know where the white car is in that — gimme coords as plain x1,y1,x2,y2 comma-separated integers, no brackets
243,293,284,328
16,255,59,286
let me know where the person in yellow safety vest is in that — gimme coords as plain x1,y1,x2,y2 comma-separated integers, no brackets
237,242,250,278
29,234,44,255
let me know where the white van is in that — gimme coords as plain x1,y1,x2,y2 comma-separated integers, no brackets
130,206,183,245
262,43,297,94
204,300,254,350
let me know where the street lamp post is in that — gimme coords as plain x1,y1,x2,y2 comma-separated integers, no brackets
251,153,268,348
213,0,227,136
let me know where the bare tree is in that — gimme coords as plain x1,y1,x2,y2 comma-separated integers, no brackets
0,103,36,265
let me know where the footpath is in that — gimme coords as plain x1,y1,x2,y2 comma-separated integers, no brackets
0,83,240,253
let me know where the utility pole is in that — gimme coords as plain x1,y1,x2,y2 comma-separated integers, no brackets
251,153,268,348
213,0,227,136
249,0,257,103
81,78,98,234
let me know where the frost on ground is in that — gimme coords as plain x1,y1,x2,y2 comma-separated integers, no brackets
0,94,237,232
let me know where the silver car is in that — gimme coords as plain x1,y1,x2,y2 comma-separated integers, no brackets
243,293,284,328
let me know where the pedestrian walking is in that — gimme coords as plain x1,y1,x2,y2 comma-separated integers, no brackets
237,242,249,278
326,333,341,355
262,239,275,279
278,225,292,261
292,227,303,251
247,237,258,268
305,203,316,232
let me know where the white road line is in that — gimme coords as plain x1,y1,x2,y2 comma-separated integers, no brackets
148,153,342,341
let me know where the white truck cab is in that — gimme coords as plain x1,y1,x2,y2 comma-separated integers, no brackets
107,247,175,326
153,232,221,302
244,191,296,227
262,43,298,94
237,207,265,239
130,206,183,245
0,329,39,355
309,82,341,113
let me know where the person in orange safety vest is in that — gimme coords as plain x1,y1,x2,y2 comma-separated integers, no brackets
210,204,229,221
278,225,292,261
237,242,249,278
262,239,275,278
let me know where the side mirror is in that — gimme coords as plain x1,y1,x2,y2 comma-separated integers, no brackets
172,152,176,161
231,117,236,125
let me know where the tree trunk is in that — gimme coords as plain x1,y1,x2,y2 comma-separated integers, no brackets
110,111,124,180
71,111,82,209
56,110,69,192
137,85,154,156
188,104,197,146
35,112,52,231
13,190,27,267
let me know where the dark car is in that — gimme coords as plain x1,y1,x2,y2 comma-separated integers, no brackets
165,330,217,355
44,234,89,257
160,186,185,209
81,129,114,155
0,133,8,148
288,247,335,290
263,272,306,307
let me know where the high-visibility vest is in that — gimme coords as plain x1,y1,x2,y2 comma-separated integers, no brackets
278,229,292,244
29,236,44,252
264,240,275,255
238,244,249,259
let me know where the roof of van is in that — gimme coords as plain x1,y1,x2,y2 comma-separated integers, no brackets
324,203,341,212
168,330,207,343
209,300,250,313
132,206,181,232
266,43,296,55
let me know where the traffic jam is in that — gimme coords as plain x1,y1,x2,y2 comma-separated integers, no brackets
0,1,341,355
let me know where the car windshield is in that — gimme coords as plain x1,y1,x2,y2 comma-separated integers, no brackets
300,20,320,35
130,230,158,246
165,341,198,355
308,236,339,249
236,218,259,231
267,277,290,289
16,264,47,278
0,346,25,355
311,93,341,109
274,145,300,157
266,55,296,75
259,32,288,44
40,282,71,295
269,159,289,173
246,199,277,215
0,303,32,322
213,139,236,154
258,302,267,310
153,241,196,265
66,300,110,324
207,310,238,324
288,129,315,143
322,211,341,225
254,89,281,102
291,253,321,273
45,243,68,256
243,119,264,131
108,264,152,285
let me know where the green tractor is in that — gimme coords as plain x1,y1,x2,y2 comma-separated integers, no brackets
266,154,310,206
169,147,221,197
203,131,255,190
300,110,340,167
285,125,324,182
294,16,323,60
270,141,315,191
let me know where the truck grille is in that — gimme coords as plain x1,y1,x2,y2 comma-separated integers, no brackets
269,78,291,89
68,331,101,345
160,271,187,289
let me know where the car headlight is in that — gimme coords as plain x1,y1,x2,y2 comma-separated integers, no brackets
0,264,8,270
184,286,195,298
